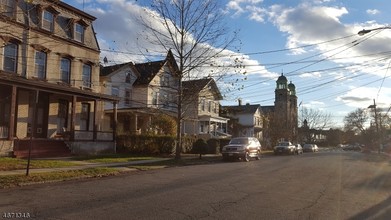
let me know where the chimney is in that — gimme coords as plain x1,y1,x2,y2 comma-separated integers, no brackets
238,98,242,106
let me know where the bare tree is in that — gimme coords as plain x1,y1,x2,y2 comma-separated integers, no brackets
299,107,334,130
138,0,240,159
343,108,368,134
298,107,334,143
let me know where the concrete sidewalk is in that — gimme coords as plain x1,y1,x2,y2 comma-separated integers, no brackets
0,158,172,176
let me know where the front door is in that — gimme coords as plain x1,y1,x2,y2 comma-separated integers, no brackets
57,99,68,134
28,91,49,138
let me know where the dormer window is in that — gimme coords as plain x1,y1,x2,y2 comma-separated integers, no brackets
74,23,85,42
42,10,54,32
1,0,15,18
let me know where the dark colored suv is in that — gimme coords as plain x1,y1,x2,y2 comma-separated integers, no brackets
221,137,261,162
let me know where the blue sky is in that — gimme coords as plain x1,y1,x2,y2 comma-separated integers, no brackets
63,0,391,128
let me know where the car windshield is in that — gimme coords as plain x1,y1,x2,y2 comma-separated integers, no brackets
279,142,289,146
230,138,249,144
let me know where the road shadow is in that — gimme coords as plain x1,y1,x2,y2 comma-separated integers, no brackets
348,196,391,220
343,151,391,164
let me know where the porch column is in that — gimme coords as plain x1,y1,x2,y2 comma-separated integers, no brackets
132,114,138,134
70,95,76,141
8,86,17,140
93,99,97,141
113,102,117,141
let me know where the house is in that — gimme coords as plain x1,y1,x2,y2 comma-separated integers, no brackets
220,101,263,139
0,0,118,157
182,78,230,139
100,50,179,134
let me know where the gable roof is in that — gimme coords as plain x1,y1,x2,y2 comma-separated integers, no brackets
133,60,165,85
182,78,223,100
221,104,261,115
100,50,179,85
100,63,130,77
261,105,275,114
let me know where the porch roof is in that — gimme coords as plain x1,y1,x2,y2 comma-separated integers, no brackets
0,73,119,102
198,115,229,123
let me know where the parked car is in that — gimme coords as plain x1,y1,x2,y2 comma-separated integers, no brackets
274,141,296,155
303,144,319,152
295,144,303,155
342,144,362,152
221,137,261,162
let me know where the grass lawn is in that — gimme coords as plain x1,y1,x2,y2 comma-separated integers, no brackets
0,167,122,189
74,154,161,163
0,154,223,188
0,157,84,171
0,155,165,171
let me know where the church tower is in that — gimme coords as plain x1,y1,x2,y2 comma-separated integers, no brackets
274,73,298,141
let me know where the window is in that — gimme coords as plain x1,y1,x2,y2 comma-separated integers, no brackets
125,89,131,106
201,99,205,111
125,71,131,83
112,87,119,97
162,93,169,108
161,75,169,87
74,23,84,42
82,64,91,88
3,42,17,73
34,50,46,79
1,0,15,18
60,58,71,83
42,10,54,32
152,91,158,106
208,101,213,112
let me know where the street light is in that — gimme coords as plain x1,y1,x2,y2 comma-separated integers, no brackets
357,26,391,36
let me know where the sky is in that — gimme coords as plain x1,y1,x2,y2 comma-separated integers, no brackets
63,0,391,128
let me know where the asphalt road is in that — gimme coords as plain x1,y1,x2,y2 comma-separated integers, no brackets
1,150,390,220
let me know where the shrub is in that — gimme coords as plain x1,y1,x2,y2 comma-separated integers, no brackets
116,135,176,155
192,138,208,159
207,138,220,154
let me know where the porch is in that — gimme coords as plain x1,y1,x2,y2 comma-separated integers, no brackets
0,73,119,157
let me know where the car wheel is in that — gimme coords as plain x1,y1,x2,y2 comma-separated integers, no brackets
256,151,261,160
244,152,251,162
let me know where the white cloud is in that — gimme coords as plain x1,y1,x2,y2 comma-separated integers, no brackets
366,9,380,15
226,0,266,22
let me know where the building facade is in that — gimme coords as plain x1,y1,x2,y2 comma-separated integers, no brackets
182,78,230,139
101,51,179,135
0,0,118,157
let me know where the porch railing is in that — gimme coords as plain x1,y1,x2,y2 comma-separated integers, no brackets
73,130,114,141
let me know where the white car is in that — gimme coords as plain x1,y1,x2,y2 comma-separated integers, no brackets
303,144,319,152
222,137,262,162
274,141,296,155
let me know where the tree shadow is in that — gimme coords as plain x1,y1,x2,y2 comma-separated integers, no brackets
348,196,391,220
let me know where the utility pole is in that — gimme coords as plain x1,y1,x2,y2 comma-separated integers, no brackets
368,99,380,153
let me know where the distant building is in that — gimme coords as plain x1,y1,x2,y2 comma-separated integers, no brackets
182,78,230,139
262,73,298,144
220,101,263,139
